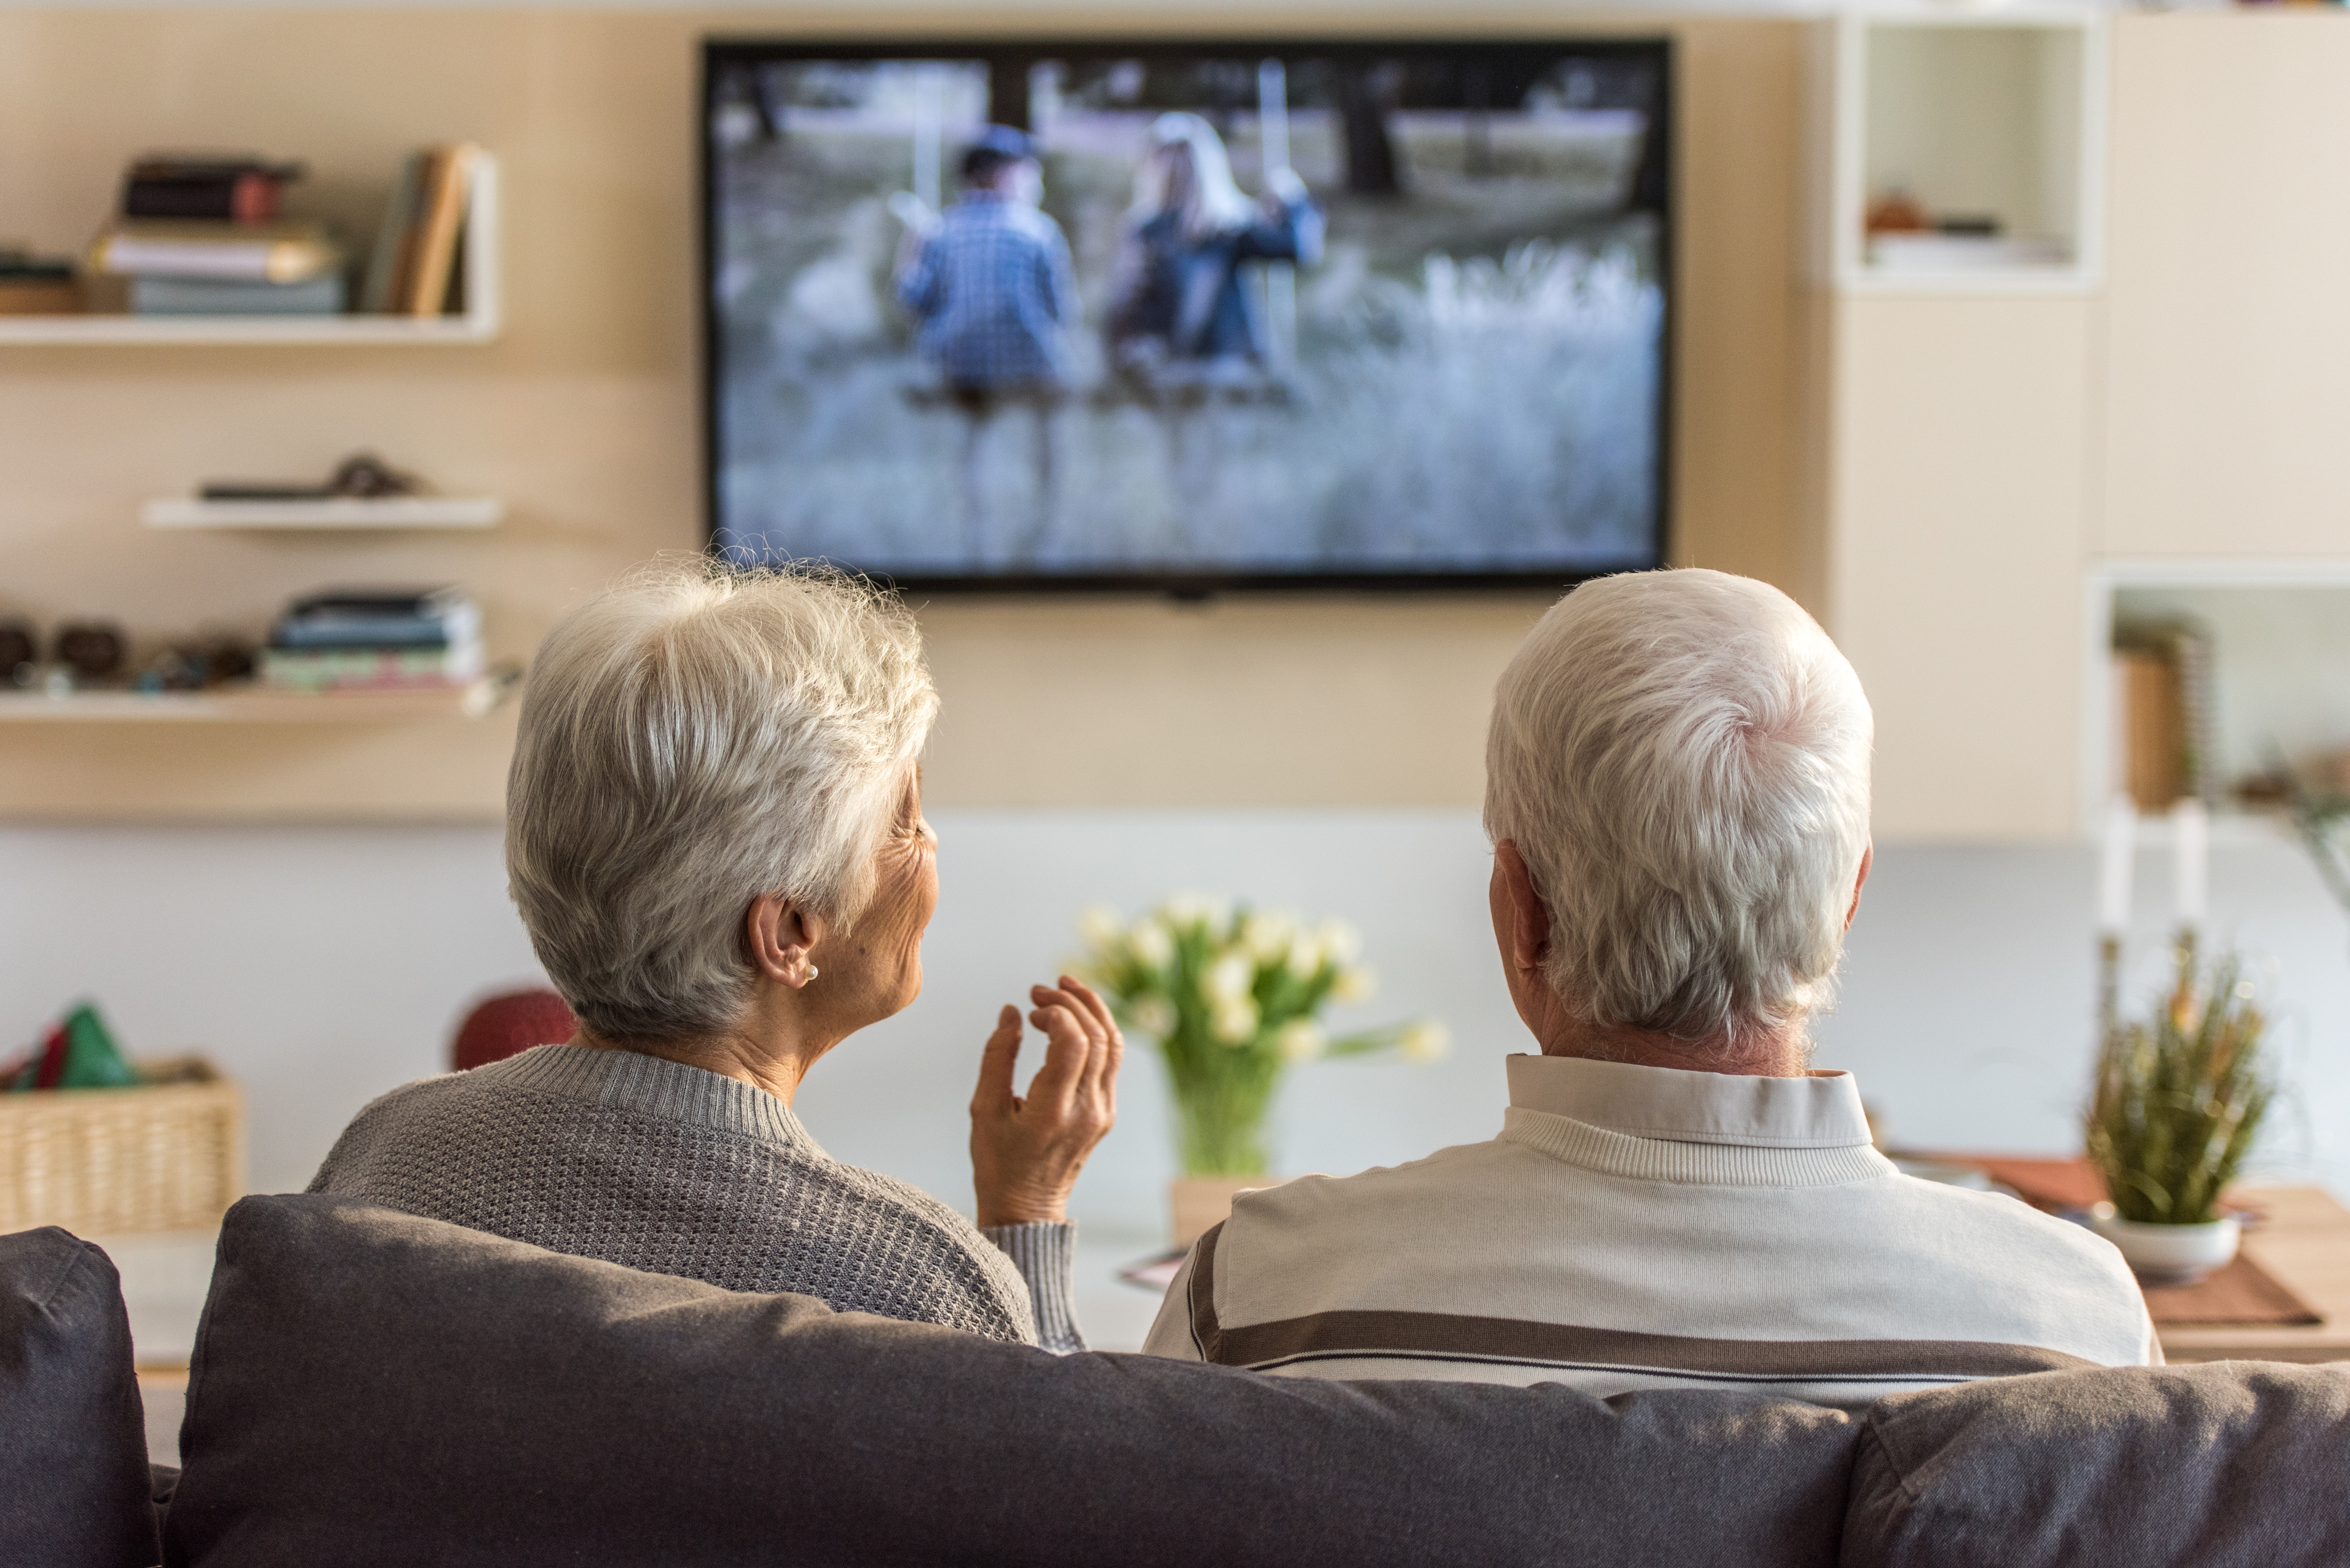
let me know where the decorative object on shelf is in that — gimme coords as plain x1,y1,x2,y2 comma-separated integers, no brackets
136,634,257,694
2084,938,2272,1286
1863,187,1930,237
2112,619,2216,812
0,618,35,679
51,620,125,680
0,248,79,315
263,584,484,692
121,153,304,223
2285,772,2350,946
200,451,419,503
1073,897,1447,1242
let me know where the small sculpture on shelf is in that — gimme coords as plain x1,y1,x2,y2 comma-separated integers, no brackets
200,450,420,503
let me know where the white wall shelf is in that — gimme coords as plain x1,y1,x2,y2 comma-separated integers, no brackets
142,496,504,530
1819,12,2107,295
0,671,518,723
0,155,500,347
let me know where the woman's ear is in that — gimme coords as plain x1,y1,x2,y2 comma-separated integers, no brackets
745,895,824,988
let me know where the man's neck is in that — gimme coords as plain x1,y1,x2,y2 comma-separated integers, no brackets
1536,1015,1813,1078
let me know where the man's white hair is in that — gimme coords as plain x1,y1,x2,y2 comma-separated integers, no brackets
1482,569,1873,1057
507,561,937,1043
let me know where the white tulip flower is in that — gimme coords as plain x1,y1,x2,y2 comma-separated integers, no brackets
1274,1018,1326,1062
1316,918,1363,964
1128,995,1176,1037
1333,964,1377,1002
1128,919,1175,968
1399,1020,1452,1062
1162,892,1230,934
1078,904,1123,950
1212,997,1261,1044
1205,951,1255,1005
1239,909,1298,962
1285,935,1324,980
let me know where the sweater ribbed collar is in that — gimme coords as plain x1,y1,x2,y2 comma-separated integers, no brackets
1498,1054,1893,1188
483,1044,820,1153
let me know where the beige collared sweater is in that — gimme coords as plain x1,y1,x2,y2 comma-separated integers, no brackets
1144,1054,2154,1406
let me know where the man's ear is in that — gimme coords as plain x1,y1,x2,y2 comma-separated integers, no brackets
1844,843,1874,934
745,895,823,988
1495,840,1552,972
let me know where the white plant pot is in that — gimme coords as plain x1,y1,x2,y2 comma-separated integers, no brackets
2088,1205,2240,1286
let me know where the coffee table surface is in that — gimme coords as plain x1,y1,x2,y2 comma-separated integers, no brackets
2158,1187,2350,1364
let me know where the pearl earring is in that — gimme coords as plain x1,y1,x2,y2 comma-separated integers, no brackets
805,965,820,981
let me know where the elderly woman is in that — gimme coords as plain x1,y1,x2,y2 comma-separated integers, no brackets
311,564,1120,1351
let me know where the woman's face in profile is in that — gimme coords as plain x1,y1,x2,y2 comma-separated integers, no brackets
836,765,939,1025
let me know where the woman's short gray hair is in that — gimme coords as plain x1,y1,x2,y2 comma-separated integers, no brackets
507,561,938,1042
1483,569,1872,1056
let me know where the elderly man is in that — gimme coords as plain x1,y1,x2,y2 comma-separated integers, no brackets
1143,569,2153,1405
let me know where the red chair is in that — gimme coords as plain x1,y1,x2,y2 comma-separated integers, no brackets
451,990,577,1072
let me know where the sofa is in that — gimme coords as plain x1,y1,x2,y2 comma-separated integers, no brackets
5,1196,2347,1568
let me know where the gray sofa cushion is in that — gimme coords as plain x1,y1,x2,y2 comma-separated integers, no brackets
1843,1361,2350,1568
0,1226,160,1568
167,1194,1860,1568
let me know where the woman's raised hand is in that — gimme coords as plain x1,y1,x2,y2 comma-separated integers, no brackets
969,975,1123,1228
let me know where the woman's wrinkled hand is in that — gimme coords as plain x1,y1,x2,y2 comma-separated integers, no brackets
970,975,1122,1228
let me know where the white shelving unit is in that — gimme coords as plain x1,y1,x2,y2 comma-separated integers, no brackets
1819,9,2107,294
0,155,501,346
0,670,519,723
2080,559,2350,838
142,496,504,530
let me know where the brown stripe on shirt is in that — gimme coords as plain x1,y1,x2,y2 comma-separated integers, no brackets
1187,1221,2097,1382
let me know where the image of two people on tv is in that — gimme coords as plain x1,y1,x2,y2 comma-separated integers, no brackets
710,52,1667,579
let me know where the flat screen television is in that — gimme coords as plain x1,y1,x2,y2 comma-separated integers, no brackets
702,37,1671,592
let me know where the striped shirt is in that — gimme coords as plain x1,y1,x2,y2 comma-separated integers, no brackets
1143,1054,2154,1406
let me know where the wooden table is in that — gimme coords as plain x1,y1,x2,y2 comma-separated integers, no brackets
2159,1187,2350,1364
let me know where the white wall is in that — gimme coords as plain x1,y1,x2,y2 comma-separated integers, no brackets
3,814,2344,1228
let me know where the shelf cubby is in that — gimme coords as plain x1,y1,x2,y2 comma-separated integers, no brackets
1820,11,2106,294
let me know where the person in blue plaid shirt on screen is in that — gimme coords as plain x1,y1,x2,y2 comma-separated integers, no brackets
895,126,1077,564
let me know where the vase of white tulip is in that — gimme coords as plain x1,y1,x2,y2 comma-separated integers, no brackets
1075,896,1447,1239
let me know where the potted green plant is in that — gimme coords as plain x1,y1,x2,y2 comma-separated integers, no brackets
1074,896,1447,1242
2084,940,2272,1285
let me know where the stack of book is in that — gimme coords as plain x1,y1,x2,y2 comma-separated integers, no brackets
360,144,483,317
87,154,345,316
262,587,485,692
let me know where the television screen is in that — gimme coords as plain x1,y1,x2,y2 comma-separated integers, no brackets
703,39,1671,590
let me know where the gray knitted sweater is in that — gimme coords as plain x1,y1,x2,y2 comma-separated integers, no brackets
307,1044,1082,1351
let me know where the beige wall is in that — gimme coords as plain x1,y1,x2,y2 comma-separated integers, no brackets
0,7,1808,820
2102,11,2350,559
1823,295,2092,842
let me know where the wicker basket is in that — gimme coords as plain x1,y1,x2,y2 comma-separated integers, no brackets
0,1059,245,1235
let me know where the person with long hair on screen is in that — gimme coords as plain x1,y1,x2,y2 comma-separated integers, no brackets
1104,112,1323,552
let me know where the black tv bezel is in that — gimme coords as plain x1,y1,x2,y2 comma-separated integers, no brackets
698,34,1674,597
